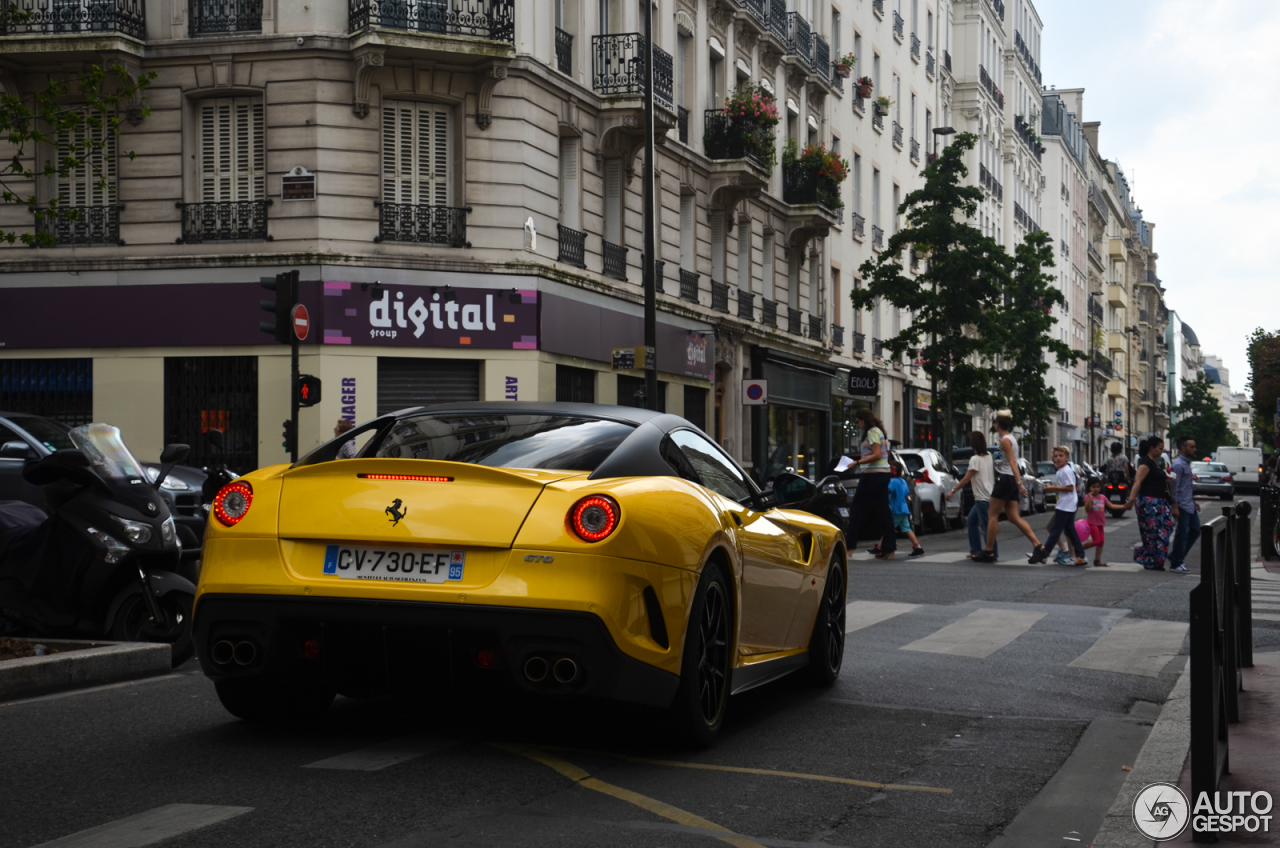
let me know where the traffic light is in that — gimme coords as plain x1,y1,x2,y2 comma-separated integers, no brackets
282,419,296,454
297,374,321,408
260,270,300,344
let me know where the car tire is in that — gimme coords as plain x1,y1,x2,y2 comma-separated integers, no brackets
927,507,946,534
214,677,334,724
109,590,195,668
668,561,732,748
804,553,846,687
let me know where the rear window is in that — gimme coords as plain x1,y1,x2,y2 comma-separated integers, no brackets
1194,463,1228,473
8,416,73,452
899,454,925,473
371,414,634,472
1035,462,1056,477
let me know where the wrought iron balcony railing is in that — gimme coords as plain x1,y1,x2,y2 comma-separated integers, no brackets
926,50,935,76
555,26,572,74
872,337,884,358
677,106,689,144
191,0,262,35
703,110,774,172
812,33,830,82
852,88,865,113
1088,182,1107,220
785,12,812,69
603,240,627,280
853,331,865,353
35,204,123,246
177,199,271,243
830,62,844,93
831,324,844,347
787,306,802,335
871,0,884,17
871,225,884,248
557,224,585,268
892,11,904,39
944,49,951,72
909,138,920,162
349,0,515,41
592,33,674,109
1088,241,1103,266
808,313,822,340
851,212,865,239
761,297,777,327
711,281,729,312
991,0,1005,22
679,268,699,302
736,0,766,25
872,109,884,130
374,201,469,246
766,0,786,41
2,0,145,37
892,121,903,148
910,33,920,59
782,162,841,213
738,289,755,320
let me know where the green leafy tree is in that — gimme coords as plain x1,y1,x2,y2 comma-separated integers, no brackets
1247,328,1280,452
990,230,1083,462
1171,372,1239,455
0,54,155,246
852,132,1008,458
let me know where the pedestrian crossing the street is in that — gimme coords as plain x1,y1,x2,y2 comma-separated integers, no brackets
844,600,1187,677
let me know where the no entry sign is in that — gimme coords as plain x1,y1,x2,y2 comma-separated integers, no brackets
292,304,310,341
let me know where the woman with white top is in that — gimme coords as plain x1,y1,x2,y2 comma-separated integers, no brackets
947,431,997,560
974,410,1045,563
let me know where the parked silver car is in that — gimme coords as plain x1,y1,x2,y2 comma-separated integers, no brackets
1192,461,1235,500
897,448,964,532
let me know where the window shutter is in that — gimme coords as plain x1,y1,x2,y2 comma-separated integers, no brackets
710,210,724,283
198,97,263,203
604,159,622,244
679,193,694,271
677,37,688,109
761,233,774,299
737,219,751,291
559,136,580,230
56,115,116,207
382,101,453,207
428,104,452,207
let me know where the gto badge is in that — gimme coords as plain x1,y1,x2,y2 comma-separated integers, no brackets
524,554,555,563
384,498,408,526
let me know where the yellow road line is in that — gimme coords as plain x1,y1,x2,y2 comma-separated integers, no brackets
490,742,767,848
546,746,952,795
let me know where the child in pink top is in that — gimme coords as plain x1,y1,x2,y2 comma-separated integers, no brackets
1074,477,1108,567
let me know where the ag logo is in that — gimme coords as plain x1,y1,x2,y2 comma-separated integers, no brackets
1133,782,1189,840
384,498,408,526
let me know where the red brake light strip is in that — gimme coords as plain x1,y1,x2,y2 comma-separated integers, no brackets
358,474,454,481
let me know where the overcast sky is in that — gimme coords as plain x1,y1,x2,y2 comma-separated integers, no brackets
1037,0,1279,394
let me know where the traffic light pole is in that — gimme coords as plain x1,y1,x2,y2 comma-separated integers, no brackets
641,1,658,410
290,334,300,462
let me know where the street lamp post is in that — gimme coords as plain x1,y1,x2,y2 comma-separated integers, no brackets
641,1,658,408
1088,290,1101,465
928,126,956,454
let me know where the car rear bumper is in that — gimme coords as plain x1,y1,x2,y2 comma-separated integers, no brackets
1193,483,1234,496
193,593,681,708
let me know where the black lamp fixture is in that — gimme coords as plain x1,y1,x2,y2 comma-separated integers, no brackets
508,288,521,304
361,280,383,300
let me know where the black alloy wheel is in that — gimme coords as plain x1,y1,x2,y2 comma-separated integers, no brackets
669,564,732,747
806,554,847,686
109,591,195,667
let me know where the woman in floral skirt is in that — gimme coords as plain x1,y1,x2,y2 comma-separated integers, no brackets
1120,437,1176,570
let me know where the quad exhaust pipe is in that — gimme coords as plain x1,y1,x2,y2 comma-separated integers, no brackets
211,640,234,665
523,654,582,686
523,656,548,683
552,657,579,684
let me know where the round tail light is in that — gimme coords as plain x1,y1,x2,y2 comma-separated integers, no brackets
568,495,620,543
212,481,254,526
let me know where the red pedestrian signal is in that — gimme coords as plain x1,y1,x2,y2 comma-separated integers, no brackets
297,374,321,408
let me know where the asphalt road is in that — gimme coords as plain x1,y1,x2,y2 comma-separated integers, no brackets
1,494,1269,848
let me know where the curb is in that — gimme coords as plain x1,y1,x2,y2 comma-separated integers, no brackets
0,640,172,702
1091,660,1191,848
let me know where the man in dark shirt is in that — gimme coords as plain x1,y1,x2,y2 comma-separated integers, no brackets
1168,436,1201,574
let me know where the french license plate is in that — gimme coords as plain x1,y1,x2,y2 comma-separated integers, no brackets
1110,494,1124,503
322,545,464,583
837,507,850,518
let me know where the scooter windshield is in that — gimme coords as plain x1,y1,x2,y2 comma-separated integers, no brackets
69,424,148,482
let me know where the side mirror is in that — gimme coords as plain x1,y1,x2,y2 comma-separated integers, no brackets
0,440,35,460
206,429,225,451
153,443,190,490
772,471,816,506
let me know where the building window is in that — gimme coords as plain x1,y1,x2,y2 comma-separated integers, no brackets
181,97,268,243
872,167,880,232
852,153,862,215
558,136,581,230
378,101,467,246
604,158,623,246
831,9,841,54
710,210,725,284
556,365,596,403
679,192,695,271
762,230,775,299
737,218,751,291
41,109,120,246
618,374,666,411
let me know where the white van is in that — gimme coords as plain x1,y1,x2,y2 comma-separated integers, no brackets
1216,447,1263,490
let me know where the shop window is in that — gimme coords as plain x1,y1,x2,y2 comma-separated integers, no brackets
164,356,258,472
0,358,93,428
617,375,665,411
556,365,596,403
683,385,708,431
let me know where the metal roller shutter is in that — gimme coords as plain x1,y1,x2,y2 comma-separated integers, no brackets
377,358,480,414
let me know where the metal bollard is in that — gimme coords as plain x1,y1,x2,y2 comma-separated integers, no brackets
1261,486,1279,560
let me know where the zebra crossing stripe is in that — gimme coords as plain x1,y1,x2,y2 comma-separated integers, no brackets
900,608,1046,659
303,736,457,771
845,601,921,633
1253,613,1280,623
28,804,252,848
1067,619,1188,677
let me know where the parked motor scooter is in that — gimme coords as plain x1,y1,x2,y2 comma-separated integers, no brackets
0,424,197,666
770,471,851,532
200,428,240,511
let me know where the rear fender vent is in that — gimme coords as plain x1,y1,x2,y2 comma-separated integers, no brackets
642,586,669,649
797,532,813,563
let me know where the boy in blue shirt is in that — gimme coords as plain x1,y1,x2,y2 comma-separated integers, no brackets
883,465,925,558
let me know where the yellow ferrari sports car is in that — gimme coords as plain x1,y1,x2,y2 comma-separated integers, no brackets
194,403,847,744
